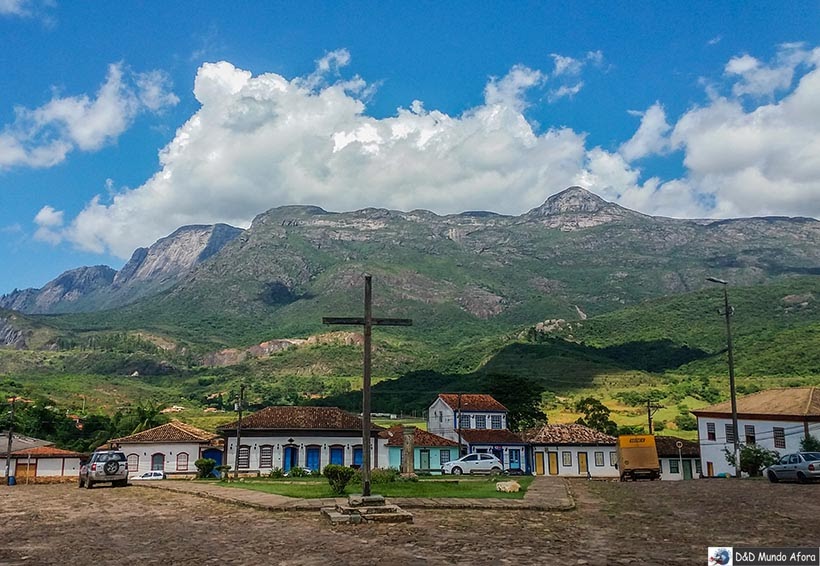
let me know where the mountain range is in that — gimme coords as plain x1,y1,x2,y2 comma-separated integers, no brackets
2,186,819,351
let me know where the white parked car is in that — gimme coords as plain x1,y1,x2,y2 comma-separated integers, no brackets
441,453,503,475
130,471,166,480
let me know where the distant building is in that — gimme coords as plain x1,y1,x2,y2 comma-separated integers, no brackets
111,420,223,476
426,393,528,472
380,425,459,474
218,406,384,474
654,436,701,480
524,423,618,478
0,432,85,482
692,387,820,477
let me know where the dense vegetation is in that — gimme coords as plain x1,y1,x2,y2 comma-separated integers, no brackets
1,277,818,448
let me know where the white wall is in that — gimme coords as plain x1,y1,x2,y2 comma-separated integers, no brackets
533,446,619,478
224,434,384,472
0,459,16,477
697,416,820,476
427,398,508,441
658,456,701,480
119,442,204,475
0,457,80,478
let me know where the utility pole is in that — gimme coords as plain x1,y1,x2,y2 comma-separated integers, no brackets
457,393,463,456
233,383,245,480
707,277,741,479
4,397,15,486
646,399,663,434
323,274,412,497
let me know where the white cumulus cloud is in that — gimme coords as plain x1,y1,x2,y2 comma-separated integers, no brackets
38,45,820,258
0,63,178,170
619,103,672,161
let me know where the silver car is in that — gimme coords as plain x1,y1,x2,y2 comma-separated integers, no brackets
79,450,129,488
765,452,820,483
441,453,503,475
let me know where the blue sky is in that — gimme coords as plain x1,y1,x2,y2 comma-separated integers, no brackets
1,1,819,294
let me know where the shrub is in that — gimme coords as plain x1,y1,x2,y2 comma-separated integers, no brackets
674,414,698,431
287,466,309,477
215,465,232,480
268,467,284,479
323,464,355,495
653,421,666,432
351,467,400,484
194,457,217,479
723,444,779,476
800,434,820,452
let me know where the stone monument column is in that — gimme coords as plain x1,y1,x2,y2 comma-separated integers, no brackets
402,426,415,474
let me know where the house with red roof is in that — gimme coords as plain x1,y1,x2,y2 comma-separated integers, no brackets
427,393,529,473
110,420,223,477
1,432,86,483
524,423,618,478
380,425,459,474
217,406,384,474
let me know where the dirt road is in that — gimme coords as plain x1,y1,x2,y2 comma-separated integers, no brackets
0,479,816,565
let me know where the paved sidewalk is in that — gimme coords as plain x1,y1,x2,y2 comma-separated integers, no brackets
135,475,574,512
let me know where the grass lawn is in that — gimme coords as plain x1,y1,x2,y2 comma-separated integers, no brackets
215,475,533,499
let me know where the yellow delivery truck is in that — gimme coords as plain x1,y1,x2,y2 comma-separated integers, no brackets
617,435,661,481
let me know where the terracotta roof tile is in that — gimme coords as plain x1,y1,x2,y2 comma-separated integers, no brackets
458,429,525,444
381,425,459,447
654,436,700,458
111,420,217,444
12,446,86,458
524,423,616,445
691,387,820,418
218,406,383,433
438,394,507,412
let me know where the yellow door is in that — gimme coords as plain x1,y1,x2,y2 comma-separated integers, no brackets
707,462,714,477
15,462,35,480
578,452,588,475
535,452,545,475
548,452,559,475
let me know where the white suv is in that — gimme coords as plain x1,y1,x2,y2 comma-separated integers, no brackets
441,453,503,475
79,450,129,489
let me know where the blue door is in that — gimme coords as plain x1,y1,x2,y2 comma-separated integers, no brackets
330,446,344,465
509,449,521,470
283,446,299,472
202,448,223,477
353,446,363,468
306,446,321,472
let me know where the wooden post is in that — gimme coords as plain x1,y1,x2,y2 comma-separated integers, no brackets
323,274,412,497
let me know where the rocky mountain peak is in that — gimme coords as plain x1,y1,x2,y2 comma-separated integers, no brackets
533,186,610,216
522,186,641,230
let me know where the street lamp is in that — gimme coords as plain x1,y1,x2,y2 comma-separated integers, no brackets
706,277,741,478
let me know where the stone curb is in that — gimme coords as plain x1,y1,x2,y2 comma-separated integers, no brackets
135,479,576,513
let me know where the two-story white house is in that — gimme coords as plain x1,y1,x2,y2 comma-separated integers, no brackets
427,393,529,473
692,387,820,477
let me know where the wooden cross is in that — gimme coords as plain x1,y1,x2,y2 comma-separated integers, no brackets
323,274,412,496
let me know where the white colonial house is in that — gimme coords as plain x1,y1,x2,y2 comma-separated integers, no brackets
111,420,223,476
218,406,385,474
692,387,820,477
426,393,529,472
525,423,619,478
428,393,508,441
654,436,701,480
0,432,85,483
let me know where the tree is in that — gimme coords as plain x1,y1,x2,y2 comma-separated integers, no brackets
574,397,617,436
800,434,820,452
195,458,217,479
483,374,546,432
323,464,355,495
674,414,698,431
723,444,779,476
